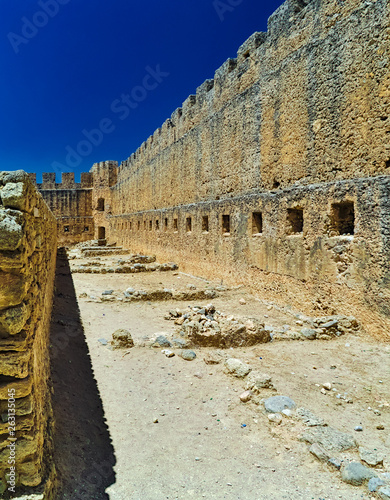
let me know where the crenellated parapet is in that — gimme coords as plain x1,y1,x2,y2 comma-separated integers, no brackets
117,27,270,179
36,172,93,190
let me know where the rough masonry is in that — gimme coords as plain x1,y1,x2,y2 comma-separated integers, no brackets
33,0,390,338
0,171,57,497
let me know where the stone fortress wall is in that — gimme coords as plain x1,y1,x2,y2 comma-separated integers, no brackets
32,0,390,337
2,0,387,494
30,171,94,245
0,171,57,496
106,0,390,337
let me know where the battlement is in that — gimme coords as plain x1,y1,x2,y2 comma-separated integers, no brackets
117,0,388,185
36,172,93,190
117,0,321,176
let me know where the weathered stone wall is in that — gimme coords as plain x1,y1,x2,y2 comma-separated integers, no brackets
112,0,390,211
105,0,390,337
90,161,118,242
33,165,118,246
32,172,94,246
0,171,57,496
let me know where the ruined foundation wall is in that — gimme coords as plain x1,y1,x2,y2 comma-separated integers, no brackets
0,171,57,496
107,0,390,337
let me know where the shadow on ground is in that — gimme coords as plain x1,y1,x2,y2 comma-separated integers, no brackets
50,248,116,499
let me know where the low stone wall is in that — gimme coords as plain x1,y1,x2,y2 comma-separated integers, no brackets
0,171,57,497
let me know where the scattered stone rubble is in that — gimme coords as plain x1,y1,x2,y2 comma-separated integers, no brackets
218,354,389,498
71,255,178,274
269,314,360,341
80,286,219,303
165,305,271,347
102,301,386,498
124,287,218,302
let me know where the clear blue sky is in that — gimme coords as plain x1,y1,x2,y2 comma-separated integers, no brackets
0,0,282,182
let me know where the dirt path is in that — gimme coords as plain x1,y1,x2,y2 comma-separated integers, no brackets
52,251,390,499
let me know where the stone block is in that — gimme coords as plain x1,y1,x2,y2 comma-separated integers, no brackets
0,210,23,251
1,182,28,211
0,351,31,378
0,303,30,336
0,376,32,399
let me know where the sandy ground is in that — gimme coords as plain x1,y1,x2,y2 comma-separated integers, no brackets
50,251,390,500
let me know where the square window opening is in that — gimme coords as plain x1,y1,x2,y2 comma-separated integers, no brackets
287,208,303,235
330,201,355,235
64,226,70,233
252,212,263,234
84,226,89,232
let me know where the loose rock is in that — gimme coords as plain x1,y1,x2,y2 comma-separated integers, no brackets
239,391,252,403
268,413,282,424
203,352,223,365
224,358,252,378
153,335,172,348
309,443,330,462
301,426,356,452
180,350,196,361
301,328,317,340
264,396,296,414
245,371,273,392
328,458,342,470
368,477,385,492
296,408,325,427
162,350,175,358
341,462,376,486
378,486,390,499
359,447,385,467
111,329,134,349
